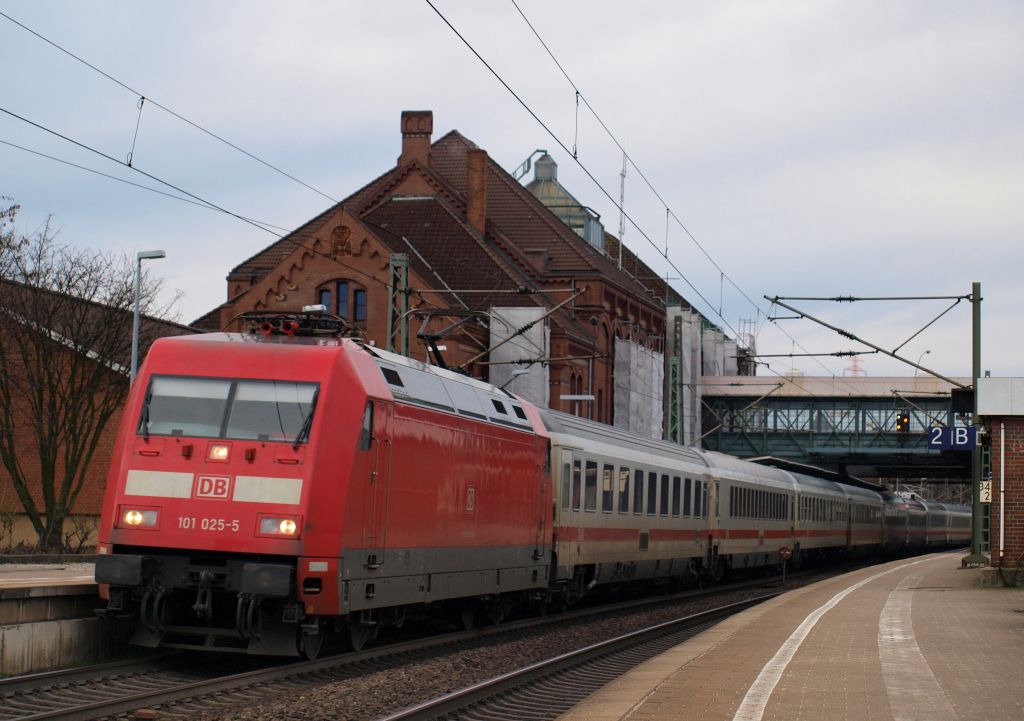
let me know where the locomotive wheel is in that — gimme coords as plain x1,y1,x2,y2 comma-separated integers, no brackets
300,625,324,660
460,601,478,631
347,620,376,652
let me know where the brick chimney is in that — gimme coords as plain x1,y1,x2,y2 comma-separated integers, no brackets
466,148,487,234
399,110,433,166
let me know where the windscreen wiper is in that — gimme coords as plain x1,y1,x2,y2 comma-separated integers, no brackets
293,388,319,448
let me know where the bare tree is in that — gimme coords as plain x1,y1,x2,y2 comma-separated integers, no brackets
0,201,177,550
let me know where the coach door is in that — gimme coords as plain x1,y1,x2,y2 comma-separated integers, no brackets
365,401,392,569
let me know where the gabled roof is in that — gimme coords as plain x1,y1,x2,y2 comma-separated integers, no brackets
223,126,669,315
364,196,524,312
603,233,685,309
428,133,669,309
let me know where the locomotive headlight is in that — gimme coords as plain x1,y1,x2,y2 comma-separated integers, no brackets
208,444,230,462
122,509,158,527
259,516,299,536
278,518,297,535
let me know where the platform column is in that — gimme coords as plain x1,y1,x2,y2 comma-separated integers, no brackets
963,281,988,567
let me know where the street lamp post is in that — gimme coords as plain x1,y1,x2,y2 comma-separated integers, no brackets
130,249,165,385
913,350,931,377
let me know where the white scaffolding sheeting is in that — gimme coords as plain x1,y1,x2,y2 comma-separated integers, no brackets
702,329,727,375
487,307,549,408
723,339,738,375
613,338,664,439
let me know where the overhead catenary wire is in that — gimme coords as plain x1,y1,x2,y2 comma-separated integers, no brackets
0,105,284,238
510,0,765,319
0,138,293,232
0,108,490,330
424,0,728,338
429,0,866,399
506,0,868,391
0,9,339,204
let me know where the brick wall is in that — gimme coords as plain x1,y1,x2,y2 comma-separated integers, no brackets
0,346,126,547
987,416,1024,567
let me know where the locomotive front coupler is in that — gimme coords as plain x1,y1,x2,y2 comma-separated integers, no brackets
191,570,216,618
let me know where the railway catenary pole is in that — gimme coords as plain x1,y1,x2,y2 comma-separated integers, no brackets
963,281,988,566
387,253,410,356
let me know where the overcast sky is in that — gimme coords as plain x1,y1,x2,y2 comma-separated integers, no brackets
2,1,1021,379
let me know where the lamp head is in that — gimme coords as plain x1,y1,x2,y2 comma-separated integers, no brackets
137,249,166,260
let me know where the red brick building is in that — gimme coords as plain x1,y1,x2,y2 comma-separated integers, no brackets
195,110,678,425
977,377,1024,569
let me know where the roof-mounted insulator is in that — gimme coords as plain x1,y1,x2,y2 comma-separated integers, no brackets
242,310,357,338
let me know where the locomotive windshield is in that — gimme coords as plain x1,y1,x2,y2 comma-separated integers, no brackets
139,375,319,443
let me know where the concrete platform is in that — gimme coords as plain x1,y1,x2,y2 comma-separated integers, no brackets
559,553,1024,721
0,563,129,676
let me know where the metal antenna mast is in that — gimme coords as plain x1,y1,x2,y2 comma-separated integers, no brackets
617,151,626,269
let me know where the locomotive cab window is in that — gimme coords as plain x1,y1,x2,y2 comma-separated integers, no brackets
141,375,318,444
358,401,374,451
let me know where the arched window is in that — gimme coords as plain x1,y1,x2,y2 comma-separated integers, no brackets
315,279,366,323
335,281,349,317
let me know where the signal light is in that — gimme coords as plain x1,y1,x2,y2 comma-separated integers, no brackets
896,413,910,433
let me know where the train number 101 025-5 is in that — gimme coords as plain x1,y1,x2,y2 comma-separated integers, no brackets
178,516,240,532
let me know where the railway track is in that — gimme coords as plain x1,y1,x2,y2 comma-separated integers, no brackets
0,578,791,720
377,596,774,721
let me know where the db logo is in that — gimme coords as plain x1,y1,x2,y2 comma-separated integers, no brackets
194,475,232,500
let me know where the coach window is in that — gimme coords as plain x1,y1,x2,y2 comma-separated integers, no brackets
694,481,703,518
572,460,582,511
660,475,669,516
618,468,631,513
584,461,598,511
647,471,657,516
633,470,644,515
672,477,681,517
602,464,615,513
561,460,571,511
683,478,692,517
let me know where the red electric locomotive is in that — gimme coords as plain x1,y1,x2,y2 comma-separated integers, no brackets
95,314,551,656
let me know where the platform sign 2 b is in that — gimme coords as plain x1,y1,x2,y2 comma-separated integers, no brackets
927,426,977,451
